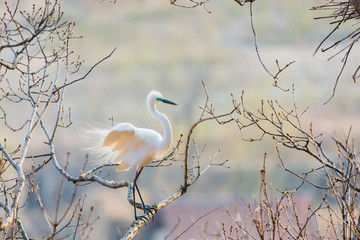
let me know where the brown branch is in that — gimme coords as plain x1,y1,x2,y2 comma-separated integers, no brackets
174,207,219,240
233,0,255,6
249,2,293,91
54,47,117,92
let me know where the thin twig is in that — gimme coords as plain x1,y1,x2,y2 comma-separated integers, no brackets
174,207,220,240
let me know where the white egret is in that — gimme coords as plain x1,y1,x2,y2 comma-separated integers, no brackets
92,90,177,221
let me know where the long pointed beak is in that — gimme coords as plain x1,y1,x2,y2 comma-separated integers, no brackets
159,98,177,106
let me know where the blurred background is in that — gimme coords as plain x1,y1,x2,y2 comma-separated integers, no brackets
2,0,360,239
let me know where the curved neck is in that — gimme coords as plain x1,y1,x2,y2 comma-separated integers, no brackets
148,102,172,153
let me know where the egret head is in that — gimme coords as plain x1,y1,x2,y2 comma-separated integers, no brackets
147,90,177,106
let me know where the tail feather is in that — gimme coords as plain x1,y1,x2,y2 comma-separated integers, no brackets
83,123,129,171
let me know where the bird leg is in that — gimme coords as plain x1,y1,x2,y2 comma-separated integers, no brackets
132,167,157,222
135,184,158,212
133,168,143,221
133,167,150,221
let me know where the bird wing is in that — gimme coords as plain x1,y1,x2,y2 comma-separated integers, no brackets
101,123,163,171
102,122,134,146
102,123,133,148
102,123,146,151
102,130,134,150
101,123,149,170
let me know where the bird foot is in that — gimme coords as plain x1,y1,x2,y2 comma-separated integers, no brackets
144,205,157,215
135,215,148,222
134,205,158,223
134,208,153,222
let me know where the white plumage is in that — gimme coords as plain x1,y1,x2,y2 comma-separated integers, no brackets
91,90,176,171
102,122,163,171
87,90,177,221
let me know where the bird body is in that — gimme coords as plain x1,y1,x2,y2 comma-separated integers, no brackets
89,90,176,221
99,91,175,171
102,122,167,171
